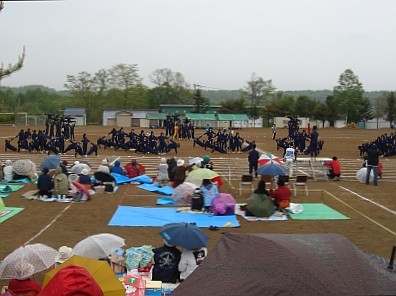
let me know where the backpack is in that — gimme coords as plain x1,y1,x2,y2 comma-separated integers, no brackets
191,189,204,212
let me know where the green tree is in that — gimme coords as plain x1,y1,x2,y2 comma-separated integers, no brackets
193,88,210,113
313,102,327,128
324,95,338,127
240,73,276,118
218,98,247,114
109,64,142,108
333,69,366,124
385,91,396,127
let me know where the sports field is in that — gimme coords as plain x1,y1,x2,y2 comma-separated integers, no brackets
0,125,395,285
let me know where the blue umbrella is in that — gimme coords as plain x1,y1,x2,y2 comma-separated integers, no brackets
257,161,287,177
160,222,209,250
40,155,61,171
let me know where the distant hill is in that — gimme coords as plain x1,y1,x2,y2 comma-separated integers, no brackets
202,89,387,104
0,85,70,96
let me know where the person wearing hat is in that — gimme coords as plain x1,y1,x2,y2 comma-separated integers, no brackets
78,169,92,190
156,158,169,187
7,260,42,295
56,246,74,266
172,159,187,188
54,166,69,198
97,159,110,174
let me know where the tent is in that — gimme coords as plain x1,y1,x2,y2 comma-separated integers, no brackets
172,233,396,296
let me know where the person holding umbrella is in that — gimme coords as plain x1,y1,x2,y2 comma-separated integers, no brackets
7,260,42,295
152,240,181,284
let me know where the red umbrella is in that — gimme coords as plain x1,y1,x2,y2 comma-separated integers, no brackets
258,153,281,166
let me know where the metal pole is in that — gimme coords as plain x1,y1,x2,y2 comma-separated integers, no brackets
387,245,396,270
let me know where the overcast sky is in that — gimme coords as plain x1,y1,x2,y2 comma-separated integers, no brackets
1,0,395,91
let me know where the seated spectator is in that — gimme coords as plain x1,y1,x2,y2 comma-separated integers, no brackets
97,159,110,174
246,181,275,217
178,247,207,281
173,159,187,188
125,159,141,178
110,160,125,175
269,179,291,210
78,169,92,190
152,240,181,284
54,166,69,198
37,167,53,198
200,179,219,212
60,160,68,175
3,160,13,182
7,261,41,296
324,156,341,180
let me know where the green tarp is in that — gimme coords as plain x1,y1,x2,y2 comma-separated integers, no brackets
289,203,349,220
217,114,249,121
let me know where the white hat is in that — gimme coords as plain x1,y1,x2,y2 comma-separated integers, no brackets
81,169,88,175
101,159,108,165
177,159,185,167
160,158,166,164
74,161,80,166
56,246,74,264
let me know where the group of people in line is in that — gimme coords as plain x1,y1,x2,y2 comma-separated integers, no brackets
358,132,396,157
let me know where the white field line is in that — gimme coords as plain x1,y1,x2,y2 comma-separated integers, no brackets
25,203,73,244
338,185,396,216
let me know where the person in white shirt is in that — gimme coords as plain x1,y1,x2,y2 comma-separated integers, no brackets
178,247,207,281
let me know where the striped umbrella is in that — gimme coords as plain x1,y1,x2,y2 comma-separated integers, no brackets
258,153,281,166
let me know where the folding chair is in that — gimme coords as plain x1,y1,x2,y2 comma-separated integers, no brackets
293,175,308,196
238,174,253,195
278,175,289,186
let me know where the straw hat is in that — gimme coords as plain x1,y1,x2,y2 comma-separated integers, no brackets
177,159,185,167
101,159,108,165
56,246,74,264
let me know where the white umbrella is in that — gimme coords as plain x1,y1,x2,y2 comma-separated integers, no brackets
0,243,60,280
70,162,91,174
73,233,125,259
356,167,373,183
188,157,203,166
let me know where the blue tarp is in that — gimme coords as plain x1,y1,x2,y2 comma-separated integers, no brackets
137,184,174,195
108,206,240,228
111,173,153,185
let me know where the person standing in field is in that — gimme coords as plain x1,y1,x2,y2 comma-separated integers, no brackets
309,125,319,160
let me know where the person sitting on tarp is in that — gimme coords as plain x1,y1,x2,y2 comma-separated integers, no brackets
78,169,92,190
125,159,141,178
97,159,110,174
156,158,169,187
152,240,181,284
178,247,207,281
110,160,126,175
54,166,69,199
3,160,14,182
37,167,53,198
246,181,275,217
269,179,291,210
201,178,219,212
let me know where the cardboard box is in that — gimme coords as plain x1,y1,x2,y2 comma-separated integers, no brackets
145,281,162,296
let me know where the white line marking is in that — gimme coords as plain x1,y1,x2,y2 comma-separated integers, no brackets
338,186,396,215
25,203,73,244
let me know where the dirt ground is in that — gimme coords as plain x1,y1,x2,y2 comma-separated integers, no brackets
0,125,395,286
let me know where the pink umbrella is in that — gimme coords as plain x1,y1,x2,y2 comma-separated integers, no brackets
258,153,281,167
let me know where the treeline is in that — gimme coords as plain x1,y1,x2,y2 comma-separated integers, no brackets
0,66,395,127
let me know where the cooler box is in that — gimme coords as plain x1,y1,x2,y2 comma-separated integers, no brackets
145,281,162,296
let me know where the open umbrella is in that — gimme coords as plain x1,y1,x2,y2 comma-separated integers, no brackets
257,161,287,177
258,153,281,166
40,155,61,171
188,168,219,180
0,243,60,280
356,167,373,183
73,233,125,259
188,157,203,166
13,159,36,178
43,256,125,296
160,222,209,250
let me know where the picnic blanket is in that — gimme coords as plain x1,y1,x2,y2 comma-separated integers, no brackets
138,184,174,195
0,207,24,223
108,206,240,228
111,173,153,185
0,184,24,193
235,203,288,221
289,203,349,220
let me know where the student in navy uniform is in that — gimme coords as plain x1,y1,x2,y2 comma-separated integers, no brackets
81,133,90,156
248,144,260,177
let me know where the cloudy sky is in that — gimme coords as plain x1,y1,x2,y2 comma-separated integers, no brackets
1,0,395,91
